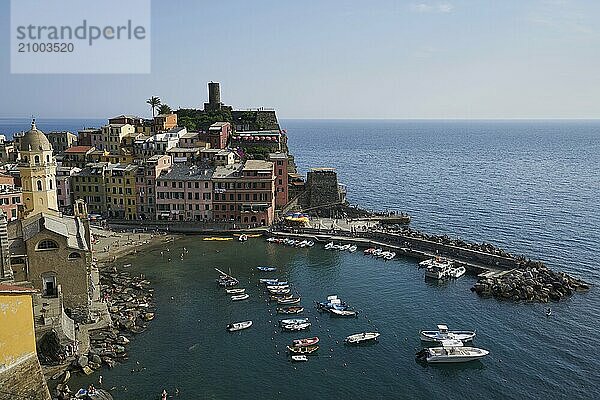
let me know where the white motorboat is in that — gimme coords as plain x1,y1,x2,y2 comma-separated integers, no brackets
259,278,278,284
348,245,358,253
238,234,248,242
330,308,358,317
282,322,311,331
291,355,308,362
267,284,289,290
225,288,246,294
306,241,315,247
383,252,396,260
324,242,334,250
231,294,250,301
345,332,380,344
416,345,489,363
420,324,476,342
269,288,291,295
424,258,454,279
448,266,466,278
226,321,252,332
280,317,309,326
339,244,351,251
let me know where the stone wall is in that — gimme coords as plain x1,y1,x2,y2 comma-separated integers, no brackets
25,229,90,315
0,354,51,400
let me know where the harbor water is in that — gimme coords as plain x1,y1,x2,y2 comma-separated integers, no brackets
1,119,599,399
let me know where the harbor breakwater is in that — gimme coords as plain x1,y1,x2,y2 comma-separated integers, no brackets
268,226,590,303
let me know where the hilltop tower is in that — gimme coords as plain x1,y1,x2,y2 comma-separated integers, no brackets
18,119,59,218
204,81,223,111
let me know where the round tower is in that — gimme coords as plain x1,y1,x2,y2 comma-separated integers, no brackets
208,82,221,105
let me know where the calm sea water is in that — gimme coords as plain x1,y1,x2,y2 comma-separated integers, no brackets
4,118,598,399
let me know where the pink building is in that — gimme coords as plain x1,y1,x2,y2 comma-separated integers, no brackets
155,165,214,221
56,166,80,214
269,152,289,209
205,122,231,149
135,154,172,220
0,173,22,221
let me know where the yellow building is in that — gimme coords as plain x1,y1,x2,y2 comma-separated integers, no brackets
101,123,135,153
0,284,51,400
18,120,59,218
105,163,138,220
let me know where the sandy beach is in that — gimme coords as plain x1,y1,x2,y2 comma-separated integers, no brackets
91,226,179,264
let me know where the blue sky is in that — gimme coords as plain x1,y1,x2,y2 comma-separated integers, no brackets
1,0,599,119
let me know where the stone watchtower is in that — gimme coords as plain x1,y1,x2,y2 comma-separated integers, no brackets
306,168,345,208
204,81,223,112
18,119,59,218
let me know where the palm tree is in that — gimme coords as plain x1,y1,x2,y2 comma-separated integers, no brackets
158,104,172,115
146,96,161,117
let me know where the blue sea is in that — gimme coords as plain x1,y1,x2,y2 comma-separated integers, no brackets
3,118,599,399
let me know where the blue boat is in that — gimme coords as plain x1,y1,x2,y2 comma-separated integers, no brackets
257,266,277,272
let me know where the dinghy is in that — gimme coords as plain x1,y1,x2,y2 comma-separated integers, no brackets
267,284,289,290
348,245,358,253
420,324,476,342
231,293,249,301
280,317,309,325
281,322,311,331
277,306,304,314
259,278,279,284
257,266,277,272
278,297,301,305
292,337,320,347
324,242,335,250
269,288,291,295
291,355,308,362
287,344,319,354
225,288,245,294
330,308,358,317
226,321,252,332
345,332,380,344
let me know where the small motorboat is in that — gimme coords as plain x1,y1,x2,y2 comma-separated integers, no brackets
324,242,335,250
270,293,293,301
259,278,279,284
217,277,239,287
226,321,252,332
292,337,320,347
339,244,351,251
257,266,277,272
345,332,380,344
287,344,319,354
238,234,248,242
267,284,289,290
306,241,315,247
277,306,304,314
278,297,301,305
424,258,454,279
231,294,250,301
269,288,291,295
123,263,132,268
420,324,476,342
330,308,358,317
282,322,311,331
363,248,375,255
225,288,245,294
291,355,308,362
280,317,309,325
348,245,358,253
383,252,396,260
448,266,466,278
415,343,489,363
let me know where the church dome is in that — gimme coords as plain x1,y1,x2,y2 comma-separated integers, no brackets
20,120,52,152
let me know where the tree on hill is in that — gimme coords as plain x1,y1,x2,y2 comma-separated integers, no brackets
146,96,161,117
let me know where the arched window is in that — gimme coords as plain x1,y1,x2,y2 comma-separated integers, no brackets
34,155,40,164
49,179,53,190
37,180,42,191
68,252,81,260
251,216,257,223
36,240,59,250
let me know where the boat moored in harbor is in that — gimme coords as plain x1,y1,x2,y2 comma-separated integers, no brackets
415,344,489,363
226,321,253,332
277,306,304,314
292,337,320,347
287,345,319,355
420,324,476,342
231,293,250,301
345,332,380,344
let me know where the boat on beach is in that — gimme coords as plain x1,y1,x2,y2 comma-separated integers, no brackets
420,324,476,342
345,332,380,344
292,337,320,347
287,344,319,354
231,293,249,301
277,306,304,314
225,288,245,294
226,321,253,332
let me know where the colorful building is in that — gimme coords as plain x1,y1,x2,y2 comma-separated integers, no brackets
56,166,81,214
212,160,275,226
0,173,22,221
71,162,109,216
156,164,213,221
105,163,138,220
269,152,289,209
47,131,77,153
0,284,51,400
135,154,172,220
205,122,232,149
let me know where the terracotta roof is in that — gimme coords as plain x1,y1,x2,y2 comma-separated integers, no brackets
65,146,94,153
0,284,37,294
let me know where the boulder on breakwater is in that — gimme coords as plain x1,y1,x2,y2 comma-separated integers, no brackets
471,264,590,303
